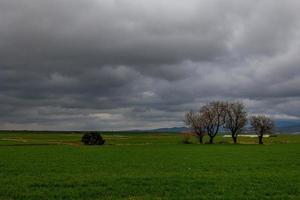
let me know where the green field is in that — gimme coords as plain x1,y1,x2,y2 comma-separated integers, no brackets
0,132,299,200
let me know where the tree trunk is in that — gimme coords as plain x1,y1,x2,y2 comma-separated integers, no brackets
232,135,237,144
258,135,263,144
209,136,214,144
198,135,203,144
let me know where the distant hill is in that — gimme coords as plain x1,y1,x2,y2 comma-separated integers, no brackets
149,127,190,132
276,126,300,133
275,124,300,133
3,120,299,134
135,120,300,134
274,120,300,133
126,127,190,133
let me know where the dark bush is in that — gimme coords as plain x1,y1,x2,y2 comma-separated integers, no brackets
269,134,278,137
81,132,105,145
181,132,192,144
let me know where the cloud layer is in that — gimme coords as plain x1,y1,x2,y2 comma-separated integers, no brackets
1,0,300,130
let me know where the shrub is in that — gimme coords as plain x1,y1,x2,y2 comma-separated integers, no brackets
81,132,105,145
269,134,278,137
181,132,192,144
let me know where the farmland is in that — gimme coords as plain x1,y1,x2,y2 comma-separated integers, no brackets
0,131,299,199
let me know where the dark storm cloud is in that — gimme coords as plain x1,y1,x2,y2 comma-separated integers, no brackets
0,0,300,130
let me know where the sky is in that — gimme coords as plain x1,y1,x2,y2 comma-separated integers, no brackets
0,0,300,130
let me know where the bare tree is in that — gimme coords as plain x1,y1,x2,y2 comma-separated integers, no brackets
184,110,206,143
250,115,274,144
200,101,227,144
224,102,247,144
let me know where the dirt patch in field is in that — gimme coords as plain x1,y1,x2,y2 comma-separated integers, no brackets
0,138,81,147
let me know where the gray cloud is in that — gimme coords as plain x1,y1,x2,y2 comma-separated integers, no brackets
0,0,300,130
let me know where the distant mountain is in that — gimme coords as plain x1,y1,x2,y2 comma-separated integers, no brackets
274,120,300,133
149,127,190,132
123,119,300,134
275,124,300,133
137,120,300,134
124,126,190,133
276,126,300,133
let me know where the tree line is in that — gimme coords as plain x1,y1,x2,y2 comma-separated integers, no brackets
184,101,274,144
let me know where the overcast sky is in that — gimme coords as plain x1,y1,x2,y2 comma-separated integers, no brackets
0,0,300,130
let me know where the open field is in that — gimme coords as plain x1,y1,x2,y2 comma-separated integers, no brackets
0,131,299,199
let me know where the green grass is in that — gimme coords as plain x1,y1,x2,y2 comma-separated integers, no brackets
0,132,299,199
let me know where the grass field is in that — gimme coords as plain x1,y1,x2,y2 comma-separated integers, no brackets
0,131,299,199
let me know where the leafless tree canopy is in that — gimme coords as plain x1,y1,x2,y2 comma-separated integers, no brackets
250,115,274,144
185,101,275,144
200,101,227,144
184,110,206,143
224,102,247,143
